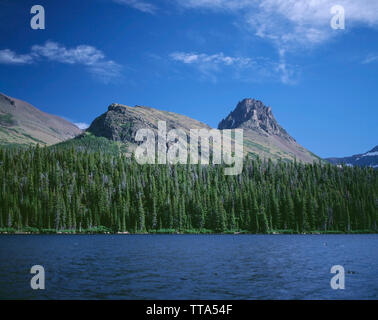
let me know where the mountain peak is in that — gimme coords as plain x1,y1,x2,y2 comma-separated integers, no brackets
84,99,319,163
327,145,378,168
369,145,378,153
218,98,293,142
88,102,212,145
235,98,270,113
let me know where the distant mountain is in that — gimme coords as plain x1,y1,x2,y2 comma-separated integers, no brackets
326,146,378,168
218,99,319,163
0,92,82,146
86,99,319,163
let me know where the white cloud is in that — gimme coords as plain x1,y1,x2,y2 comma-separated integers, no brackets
176,0,252,11
173,0,378,84
175,0,378,50
170,51,297,84
31,42,106,65
276,61,295,85
31,41,122,82
170,52,252,81
113,0,156,14
74,122,90,130
0,41,122,83
274,48,298,85
0,49,33,64
170,52,251,66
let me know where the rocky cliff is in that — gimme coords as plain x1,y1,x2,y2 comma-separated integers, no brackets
218,98,319,163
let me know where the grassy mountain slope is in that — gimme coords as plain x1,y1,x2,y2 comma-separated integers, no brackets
0,92,82,146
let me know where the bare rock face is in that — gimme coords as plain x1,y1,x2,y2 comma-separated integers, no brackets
88,104,152,142
218,98,294,142
87,99,320,164
87,103,212,144
217,98,319,163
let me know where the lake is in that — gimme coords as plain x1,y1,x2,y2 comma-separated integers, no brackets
0,234,377,299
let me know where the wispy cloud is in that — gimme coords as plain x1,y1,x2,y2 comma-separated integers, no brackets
170,51,298,84
31,42,107,65
172,0,378,84
113,0,156,14
362,54,378,64
31,41,122,83
175,0,252,11
171,52,251,66
175,0,378,51
170,52,251,82
0,49,33,64
0,41,122,83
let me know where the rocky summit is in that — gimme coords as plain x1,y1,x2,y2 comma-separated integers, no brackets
218,98,294,142
218,98,319,163
87,103,212,153
87,99,320,163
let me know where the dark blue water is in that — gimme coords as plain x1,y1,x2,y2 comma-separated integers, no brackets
0,235,377,299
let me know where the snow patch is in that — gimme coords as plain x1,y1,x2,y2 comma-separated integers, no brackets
362,151,378,157
74,122,89,130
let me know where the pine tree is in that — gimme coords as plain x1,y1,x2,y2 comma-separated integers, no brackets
137,196,146,233
258,205,270,233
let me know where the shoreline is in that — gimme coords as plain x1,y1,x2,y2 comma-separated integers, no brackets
0,230,376,235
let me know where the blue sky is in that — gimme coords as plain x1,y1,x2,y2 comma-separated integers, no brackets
0,0,377,158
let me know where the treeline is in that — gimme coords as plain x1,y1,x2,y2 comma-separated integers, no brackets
0,145,377,233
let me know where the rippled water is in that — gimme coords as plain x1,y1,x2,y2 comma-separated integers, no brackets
0,234,377,299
